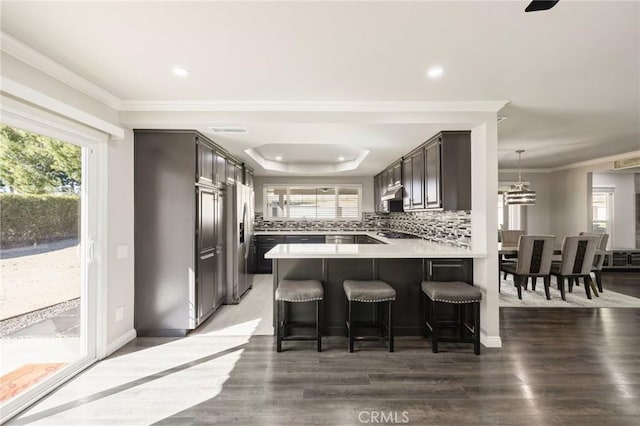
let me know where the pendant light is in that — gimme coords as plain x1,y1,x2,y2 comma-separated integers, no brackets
505,150,536,205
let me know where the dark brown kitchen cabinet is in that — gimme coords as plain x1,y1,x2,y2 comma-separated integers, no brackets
243,166,254,187
390,161,402,187
425,139,441,209
197,139,214,185
438,131,471,211
214,151,226,188
402,157,412,210
226,160,242,185
426,258,473,283
374,173,386,213
215,190,227,307
134,130,245,337
391,131,470,212
409,148,425,209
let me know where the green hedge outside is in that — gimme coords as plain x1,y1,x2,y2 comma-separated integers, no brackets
0,194,79,248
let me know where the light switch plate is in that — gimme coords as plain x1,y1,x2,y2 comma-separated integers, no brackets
115,307,124,322
117,245,128,259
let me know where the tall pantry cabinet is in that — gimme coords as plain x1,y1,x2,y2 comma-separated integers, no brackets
134,130,229,336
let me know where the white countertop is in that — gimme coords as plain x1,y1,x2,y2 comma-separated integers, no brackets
263,232,485,259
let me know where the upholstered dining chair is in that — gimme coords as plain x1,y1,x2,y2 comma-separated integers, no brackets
550,235,599,300
500,235,555,300
500,230,525,280
579,232,609,293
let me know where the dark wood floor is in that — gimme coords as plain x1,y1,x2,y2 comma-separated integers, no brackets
146,309,639,425
602,271,640,298
11,272,639,425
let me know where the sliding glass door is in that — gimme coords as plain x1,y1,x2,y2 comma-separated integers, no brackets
0,124,98,420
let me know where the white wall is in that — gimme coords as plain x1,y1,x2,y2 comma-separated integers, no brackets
253,175,374,213
1,52,119,124
593,172,636,248
106,130,135,344
498,171,551,235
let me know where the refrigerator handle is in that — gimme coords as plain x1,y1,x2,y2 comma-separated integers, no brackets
242,203,250,260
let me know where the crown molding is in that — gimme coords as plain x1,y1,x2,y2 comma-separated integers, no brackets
120,100,509,113
499,168,551,174
549,149,640,173
499,150,640,174
1,31,123,110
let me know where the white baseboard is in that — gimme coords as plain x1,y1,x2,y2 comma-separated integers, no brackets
104,328,137,358
481,334,502,348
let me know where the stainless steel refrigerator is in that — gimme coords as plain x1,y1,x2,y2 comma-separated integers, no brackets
226,183,254,303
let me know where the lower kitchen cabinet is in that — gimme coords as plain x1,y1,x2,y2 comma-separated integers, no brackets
426,258,474,282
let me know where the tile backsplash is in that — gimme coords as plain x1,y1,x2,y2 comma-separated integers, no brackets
254,212,386,232
387,211,472,248
254,210,472,248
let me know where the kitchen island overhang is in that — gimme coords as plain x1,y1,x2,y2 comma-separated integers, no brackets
266,240,487,339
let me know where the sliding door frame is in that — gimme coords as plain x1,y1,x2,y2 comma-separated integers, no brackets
0,96,108,422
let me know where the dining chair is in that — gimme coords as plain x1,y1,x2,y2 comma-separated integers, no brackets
578,232,609,293
500,235,555,300
550,235,599,300
500,230,525,280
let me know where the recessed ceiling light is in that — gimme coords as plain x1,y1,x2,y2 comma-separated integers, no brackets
275,156,283,161
172,67,190,77
338,156,345,161
427,66,444,79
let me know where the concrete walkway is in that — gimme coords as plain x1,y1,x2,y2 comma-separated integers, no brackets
0,239,80,320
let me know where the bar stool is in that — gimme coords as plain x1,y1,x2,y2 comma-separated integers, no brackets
343,280,396,353
275,280,324,352
421,281,482,355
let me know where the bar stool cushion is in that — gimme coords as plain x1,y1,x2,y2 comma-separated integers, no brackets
343,280,396,302
276,280,324,302
421,281,482,304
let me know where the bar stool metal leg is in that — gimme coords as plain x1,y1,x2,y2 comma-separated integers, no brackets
388,300,394,353
431,299,438,353
344,295,349,338
474,301,481,355
348,300,354,353
316,300,322,352
276,300,282,353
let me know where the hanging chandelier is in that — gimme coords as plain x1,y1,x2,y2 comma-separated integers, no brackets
505,150,536,205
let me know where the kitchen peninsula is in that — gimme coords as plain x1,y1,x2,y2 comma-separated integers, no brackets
265,234,486,336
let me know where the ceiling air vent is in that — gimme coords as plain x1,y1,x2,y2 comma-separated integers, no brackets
209,127,248,134
613,157,640,171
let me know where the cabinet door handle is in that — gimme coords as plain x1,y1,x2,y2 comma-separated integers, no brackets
201,252,215,260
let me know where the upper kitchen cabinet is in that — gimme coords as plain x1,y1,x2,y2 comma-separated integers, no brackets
214,150,226,187
226,159,242,185
243,166,254,187
424,139,441,209
390,161,402,187
436,131,471,211
385,130,471,212
403,148,425,210
197,138,215,185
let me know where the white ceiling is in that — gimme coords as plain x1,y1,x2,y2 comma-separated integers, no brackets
1,1,638,174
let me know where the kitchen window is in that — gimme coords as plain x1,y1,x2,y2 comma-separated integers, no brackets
263,185,362,220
